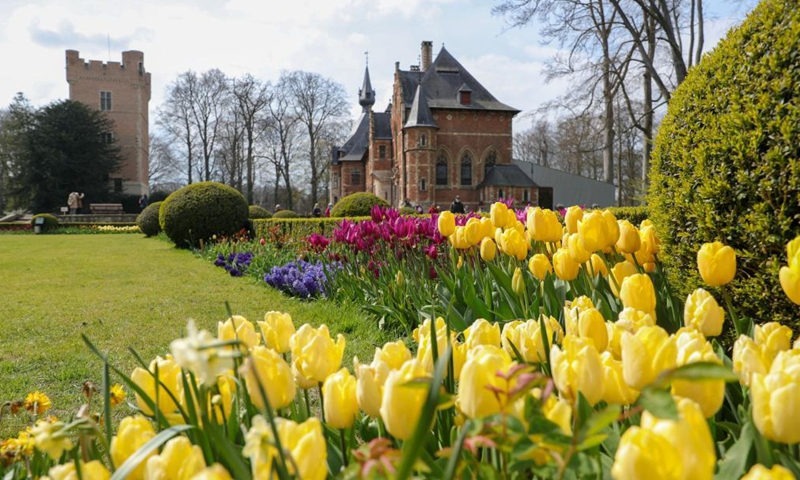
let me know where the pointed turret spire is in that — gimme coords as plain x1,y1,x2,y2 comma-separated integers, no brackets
358,66,375,111
404,84,438,129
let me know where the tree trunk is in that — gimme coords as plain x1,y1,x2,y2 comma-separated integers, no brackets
695,0,704,66
246,131,254,203
641,15,656,198
602,50,615,184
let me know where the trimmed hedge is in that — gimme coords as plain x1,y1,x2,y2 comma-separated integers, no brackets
606,206,648,226
273,209,299,219
249,205,272,219
649,0,800,332
136,201,163,237
253,217,369,243
330,192,389,217
31,213,59,231
159,182,249,248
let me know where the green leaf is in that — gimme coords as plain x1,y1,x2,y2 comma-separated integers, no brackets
774,450,800,479
662,362,739,383
714,421,754,480
637,388,678,420
582,404,621,438
110,425,194,480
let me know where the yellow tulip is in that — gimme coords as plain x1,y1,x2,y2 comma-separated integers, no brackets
380,359,431,439
241,346,296,410
616,307,656,334
616,220,641,254
578,308,609,352
787,235,800,262
449,226,470,250
732,335,768,386
479,217,494,240
512,267,525,296
290,324,346,385
353,357,390,418
755,322,793,366
111,416,156,480
640,224,661,255
457,345,516,418
568,233,591,264
480,238,497,261
501,316,563,363
779,263,800,305
572,295,595,311
437,211,456,237
751,349,800,444
588,253,608,277
243,416,327,480
322,368,359,429
578,211,608,252
565,205,583,234
490,202,509,228
620,326,677,390
130,355,182,416
43,461,111,480
258,311,295,354
415,317,458,375
465,318,501,350
697,241,736,286
612,426,683,480
528,253,553,280
218,315,260,350
609,261,637,297
671,329,725,418
551,335,605,406
190,464,234,480
527,207,549,242
553,248,580,281
374,341,412,371
500,228,528,261
144,436,206,480
606,322,625,360
741,464,795,480
683,289,725,337
601,352,639,405
602,210,620,247
464,218,482,245
619,273,656,315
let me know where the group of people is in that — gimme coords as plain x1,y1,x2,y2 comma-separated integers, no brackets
67,192,85,214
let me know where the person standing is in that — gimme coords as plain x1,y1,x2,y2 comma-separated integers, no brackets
312,203,322,217
76,192,84,214
325,203,333,217
139,194,149,211
67,192,78,215
450,196,465,214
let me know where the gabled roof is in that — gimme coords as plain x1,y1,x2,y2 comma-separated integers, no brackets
335,112,369,162
374,112,392,139
478,165,538,188
398,47,520,113
404,84,438,129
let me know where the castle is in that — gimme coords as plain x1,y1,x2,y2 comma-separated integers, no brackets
331,41,538,211
66,50,151,196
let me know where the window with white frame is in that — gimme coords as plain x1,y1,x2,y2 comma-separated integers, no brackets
100,91,112,111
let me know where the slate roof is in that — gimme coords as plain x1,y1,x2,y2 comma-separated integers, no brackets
358,66,375,111
374,112,392,139
478,165,538,188
404,84,438,129
332,111,392,164
398,47,520,113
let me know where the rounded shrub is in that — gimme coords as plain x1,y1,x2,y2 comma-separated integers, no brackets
249,205,272,219
136,201,163,237
159,182,249,248
31,213,59,231
330,192,389,218
649,0,800,332
273,209,299,219
398,206,416,215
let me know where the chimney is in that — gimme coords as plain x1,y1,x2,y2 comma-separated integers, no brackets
421,41,433,72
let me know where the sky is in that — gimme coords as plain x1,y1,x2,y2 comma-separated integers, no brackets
0,0,758,129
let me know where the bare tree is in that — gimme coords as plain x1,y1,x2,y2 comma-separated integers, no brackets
232,75,271,204
263,78,302,210
188,69,229,182
148,132,181,192
284,71,348,207
157,72,198,185
514,117,553,166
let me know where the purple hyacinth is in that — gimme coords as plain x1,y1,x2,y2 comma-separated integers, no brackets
263,259,338,298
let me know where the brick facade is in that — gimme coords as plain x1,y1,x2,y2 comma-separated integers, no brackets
66,50,151,196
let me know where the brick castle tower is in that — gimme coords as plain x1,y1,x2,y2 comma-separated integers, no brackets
66,50,151,195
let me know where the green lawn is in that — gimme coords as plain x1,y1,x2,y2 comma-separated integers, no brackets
0,234,391,436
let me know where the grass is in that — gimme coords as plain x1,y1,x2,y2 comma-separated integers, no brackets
0,234,393,437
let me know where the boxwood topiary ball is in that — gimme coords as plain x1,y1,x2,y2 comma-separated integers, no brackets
31,213,59,232
136,201,163,237
159,182,249,248
249,205,272,219
649,0,800,334
273,209,299,219
330,192,389,218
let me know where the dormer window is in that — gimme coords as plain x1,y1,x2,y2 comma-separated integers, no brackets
459,91,471,105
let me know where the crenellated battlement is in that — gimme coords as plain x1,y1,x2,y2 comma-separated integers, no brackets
65,50,149,85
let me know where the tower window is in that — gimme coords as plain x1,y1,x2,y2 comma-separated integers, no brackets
523,189,530,202
100,91,112,111
101,132,114,144
460,153,473,186
351,168,361,185
419,134,427,147
484,151,497,175
420,178,427,191
379,145,386,159
436,153,448,186
333,174,340,189
498,188,504,199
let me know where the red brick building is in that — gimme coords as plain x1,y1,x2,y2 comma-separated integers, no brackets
331,42,538,212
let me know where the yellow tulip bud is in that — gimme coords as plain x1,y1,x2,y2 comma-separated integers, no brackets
787,235,800,262
609,261,637,297
480,238,497,261
111,416,156,480
457,345,515,418
479,217,494,240
616,220,641,254
779,264,800,305
565,205,583,234
527,207,562,243
490,202,509,228
380,359,430,440
588,253,608,277
616,307,656,333
438,211,456,237
322,368,359,429
528,253,553,280
578,211,607,253
732,335,768,386
620,326,677,390
578,308,609,352
290,324,345,385
683,289,725,337
512,267,525,296
602,210,620,247
242,346,296,410
572,295,595,311
567,233,591,264
553,248,580,281
144,436,206,480
464,318,502,350
464,218,482,245
619,274,656,315
501,316,563,363
218,315,260,350
697,241,736,286
600,352,639,405
191,464,234,480
612,426,683,480
44,461,111,480
243,416,327,480
258,311,295,354
640,224,660,255
741,464,795,480
374,341,412,371
671,330,725,418
551,335,605,405
353,357,390,418
130,356,181,416
755,322,793,366
751,350,800,444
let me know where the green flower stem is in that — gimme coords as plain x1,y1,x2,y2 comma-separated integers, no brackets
340,428,349,467
317,383,326,423
720,285,744,338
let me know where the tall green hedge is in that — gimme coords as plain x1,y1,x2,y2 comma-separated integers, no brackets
606,206,648,226
649,0,800,332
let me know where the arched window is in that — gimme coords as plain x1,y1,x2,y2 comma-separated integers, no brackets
484,150,497,175
436,153,448,186
460,153,473,186
498,188,504,199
